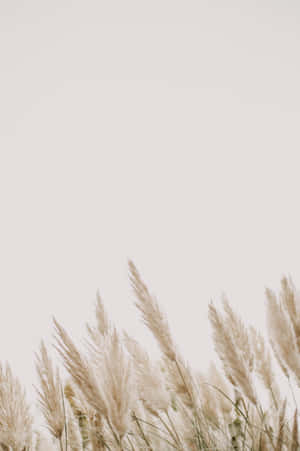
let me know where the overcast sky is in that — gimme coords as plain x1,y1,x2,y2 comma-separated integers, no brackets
1,0,300,421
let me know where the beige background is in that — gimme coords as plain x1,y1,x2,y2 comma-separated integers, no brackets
0,0,300,422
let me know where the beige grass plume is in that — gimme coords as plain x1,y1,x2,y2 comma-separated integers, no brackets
249,326,281,409
265,284,300,386
0,362,33,450
54,316,136,448
123,331,170,415
128,259,177,362
53,317,108,419
100,328,136,442
128,261,200,409
279,276,300,353
85,290,112,361
34,340,66,443
195,362,233,430
208,299,257,405
128,260,207,446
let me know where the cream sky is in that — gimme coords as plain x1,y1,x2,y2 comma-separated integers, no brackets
0,0,300,417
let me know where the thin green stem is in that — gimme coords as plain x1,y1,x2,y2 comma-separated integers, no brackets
165,409,183,447
157,412,181,448
132,411,154,451
132,415,179,448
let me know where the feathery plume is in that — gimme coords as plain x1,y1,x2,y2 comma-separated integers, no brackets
208,300,257,405
128,260,177,362
265,287,300,386
34,340,66,442
249,326,281,408
129,260,199,415
221,294,254,372
280,277,300,353
53,317,108,418
85,290,112,357
100,328,136,441
123,331,170,414
0,362,33,450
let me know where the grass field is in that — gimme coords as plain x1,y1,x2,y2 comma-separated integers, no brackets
1,261,300,450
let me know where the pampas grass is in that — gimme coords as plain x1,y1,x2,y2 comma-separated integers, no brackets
34,340,66,450
0,362,33,450
1,262,300,450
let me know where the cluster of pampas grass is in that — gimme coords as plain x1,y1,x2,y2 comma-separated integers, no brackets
1,262,300,450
